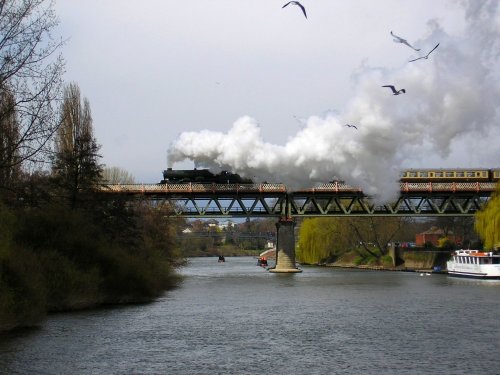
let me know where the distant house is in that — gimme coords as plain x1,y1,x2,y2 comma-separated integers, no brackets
219,219,235,231
415,226,462,247
206,219,219,229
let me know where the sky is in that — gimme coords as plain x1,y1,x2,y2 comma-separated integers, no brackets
55,0,500,202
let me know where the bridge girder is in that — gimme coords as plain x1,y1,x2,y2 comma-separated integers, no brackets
101,182,495,217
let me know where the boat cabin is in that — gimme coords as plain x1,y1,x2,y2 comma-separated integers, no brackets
451,250,500,265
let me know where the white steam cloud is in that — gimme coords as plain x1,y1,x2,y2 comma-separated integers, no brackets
168,1,500,203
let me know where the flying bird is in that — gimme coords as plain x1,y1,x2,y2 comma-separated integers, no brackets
345,124,358,129
390,31,420,51
382,85,406,95
282,1,307,19
409,43,440,62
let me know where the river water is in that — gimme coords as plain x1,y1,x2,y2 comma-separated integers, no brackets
1,257,500,375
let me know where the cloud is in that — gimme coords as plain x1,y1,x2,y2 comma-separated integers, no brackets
168,0,500,203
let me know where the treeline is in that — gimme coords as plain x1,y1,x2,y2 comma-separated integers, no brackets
0,1,183,332
295,212,498,265
0,198,183,331
297,217,410,266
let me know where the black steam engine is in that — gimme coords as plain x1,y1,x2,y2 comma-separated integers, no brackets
161,168,252,184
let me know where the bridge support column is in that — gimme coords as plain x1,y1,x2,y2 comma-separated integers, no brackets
269,217,302,273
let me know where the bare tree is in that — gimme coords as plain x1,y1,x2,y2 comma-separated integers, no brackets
348,217,409,258
102,166,135,184
52,83,102,208
0,0,64,179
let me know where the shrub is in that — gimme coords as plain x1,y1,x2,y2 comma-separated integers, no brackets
380,255,393,267
0,247,47,330
353,256,364,265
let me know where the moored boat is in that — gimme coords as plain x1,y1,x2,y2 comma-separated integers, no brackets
447,250,500,279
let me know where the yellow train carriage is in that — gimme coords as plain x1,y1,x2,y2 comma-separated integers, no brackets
492,169,500,181
401,169,491,182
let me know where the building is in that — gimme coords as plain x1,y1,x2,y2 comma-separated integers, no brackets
415,226,462,247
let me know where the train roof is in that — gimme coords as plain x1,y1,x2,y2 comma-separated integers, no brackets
401,168,497,172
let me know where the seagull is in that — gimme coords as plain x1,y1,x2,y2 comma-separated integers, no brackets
282,1,307,19
409,43,440,62
345,124,358,129
390,31,420,51
382,85,406,95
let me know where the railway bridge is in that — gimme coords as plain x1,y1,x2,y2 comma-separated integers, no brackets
101,181,497,273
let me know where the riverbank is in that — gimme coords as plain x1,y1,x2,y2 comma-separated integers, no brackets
0,188,190,334
317,248,450,274
324,263,447,274
0,275,182,334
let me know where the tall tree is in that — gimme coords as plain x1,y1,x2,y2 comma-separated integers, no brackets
0,85,20,189
297,217,353,264
52,83,102,208
0,0,64,173
475,183,500,250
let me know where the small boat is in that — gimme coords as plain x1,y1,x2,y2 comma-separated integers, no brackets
447,250,500,279
257,257,268,267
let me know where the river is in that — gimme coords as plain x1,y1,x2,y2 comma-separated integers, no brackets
1,256,500,374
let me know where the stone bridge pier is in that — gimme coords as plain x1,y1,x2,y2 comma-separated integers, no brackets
269,217,302,273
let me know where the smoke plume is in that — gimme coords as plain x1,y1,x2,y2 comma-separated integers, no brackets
168,1,500,203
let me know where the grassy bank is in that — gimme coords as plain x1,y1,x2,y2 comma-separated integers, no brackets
323,249,446,272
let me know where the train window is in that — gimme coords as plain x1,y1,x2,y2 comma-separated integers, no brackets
409,172,417,177
456,172,464,177
445,172,454,177
435,172,443,177
466,172,474,177
400,172,407,178
420,172,428,177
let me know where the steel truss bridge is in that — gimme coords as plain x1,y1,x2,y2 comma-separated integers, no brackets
101,181,496,217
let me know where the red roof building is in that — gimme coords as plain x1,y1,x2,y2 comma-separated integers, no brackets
415,226,462,247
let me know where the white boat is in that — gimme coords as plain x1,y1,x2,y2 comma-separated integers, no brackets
447,250,500,279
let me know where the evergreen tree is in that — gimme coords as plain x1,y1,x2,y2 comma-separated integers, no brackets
52,83,102,208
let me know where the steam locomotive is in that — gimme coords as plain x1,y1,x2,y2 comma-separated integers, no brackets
400,168,500,182
161,168,252,184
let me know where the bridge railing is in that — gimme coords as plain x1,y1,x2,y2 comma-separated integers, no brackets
400,182,497,193
100,183,287,193
100,181,497,194
300,182,497,193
